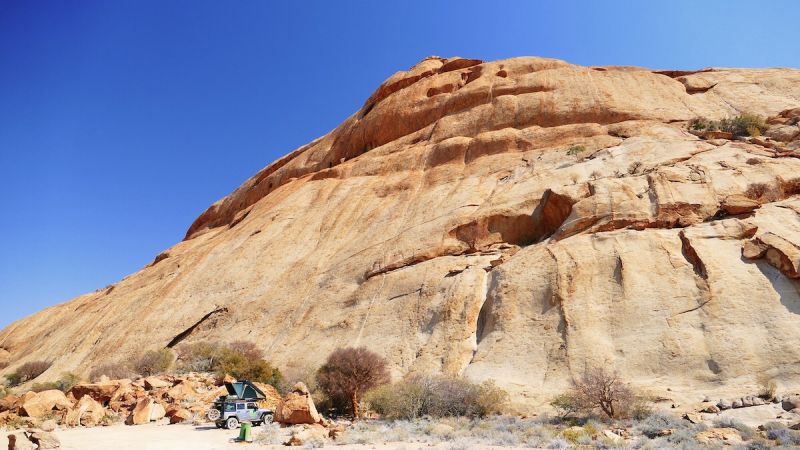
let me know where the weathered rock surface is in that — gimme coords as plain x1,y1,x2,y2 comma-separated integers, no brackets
1,56,800,406
276,383,321,425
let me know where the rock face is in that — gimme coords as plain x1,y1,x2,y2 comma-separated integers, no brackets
1,56,800,406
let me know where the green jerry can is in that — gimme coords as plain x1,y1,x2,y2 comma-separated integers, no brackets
239,421,253,442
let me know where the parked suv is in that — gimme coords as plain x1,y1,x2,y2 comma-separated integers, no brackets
206,380,274,429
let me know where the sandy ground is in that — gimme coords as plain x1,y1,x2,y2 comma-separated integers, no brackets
1,423,533,450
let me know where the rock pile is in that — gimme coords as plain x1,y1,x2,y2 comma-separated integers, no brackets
0,373,282,432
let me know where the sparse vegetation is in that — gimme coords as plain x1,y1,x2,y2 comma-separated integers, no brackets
567,144,587,156
366,374,509,419
175,340,282,388
30,371,81,392
89,362,134,382
317,346,390,418
4,360,51,386
551,366,649,419
130,348,175,377
757,373,777,401
689,113,769,137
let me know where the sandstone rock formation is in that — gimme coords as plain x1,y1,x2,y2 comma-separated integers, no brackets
276,382,321,425
1,56,800,407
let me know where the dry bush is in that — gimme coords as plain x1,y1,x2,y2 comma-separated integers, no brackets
130,348,174,377
689,113,768,137
366,374,509,419
744,182,771,201
317,347,390,418
5,360,51,386
0,361,8,370
30,372,81,393
229,341,265,361
552,366,646,419
89,362,134,382
757,373,777,401
176,341,221,372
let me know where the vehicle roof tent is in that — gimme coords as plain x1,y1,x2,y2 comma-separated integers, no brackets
225,381,266,400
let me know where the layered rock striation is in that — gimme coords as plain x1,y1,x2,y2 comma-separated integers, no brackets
2,56,800,406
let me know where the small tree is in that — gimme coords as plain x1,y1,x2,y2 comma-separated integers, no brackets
317,347,390,418
553,366,639,419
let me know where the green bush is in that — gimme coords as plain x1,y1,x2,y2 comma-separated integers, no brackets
566,145,586,156
4,360,50,386
176,341,282,389
689,113,768,137
130,348,175,377
366,374,508,419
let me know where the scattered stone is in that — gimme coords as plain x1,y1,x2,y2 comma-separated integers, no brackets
766,125,800,142
285,424,328,447
717,400,732,410
20,391,72,418
782,395,800,412
168,409,192,424
702,404,720,413
149,403,166,421
29,431,60,449
731,399,743,409
683,412,703,424
721,195,760,215
143,377,171,390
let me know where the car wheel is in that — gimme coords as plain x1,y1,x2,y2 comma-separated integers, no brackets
225,417,239,430
261,413,273,425
206,408,221,421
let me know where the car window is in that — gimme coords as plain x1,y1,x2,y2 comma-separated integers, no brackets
236,403,245,410
224,404,235,412
247,403,256,409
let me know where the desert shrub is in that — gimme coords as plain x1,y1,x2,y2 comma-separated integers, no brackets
89,362,134,381
176,341,282,388
713,417,755,440
317,347,390,418
757,374,778,400
30,372,81,392
176,341,221,372
553,366,645,419
130,348,174,377
229,341,265,360
213,350,282,388
0,361,7,370
638,411,689,438
4,360,50,386
254,422,283,445
366,374,508,419
567,145,586,156
689,113,768,137
767,428,800,446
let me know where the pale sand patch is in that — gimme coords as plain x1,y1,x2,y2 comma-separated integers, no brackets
3,423,540,450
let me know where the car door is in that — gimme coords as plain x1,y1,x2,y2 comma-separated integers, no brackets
235,402,247,421
246,402,259,421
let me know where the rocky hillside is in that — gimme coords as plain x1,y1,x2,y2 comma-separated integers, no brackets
2,56,800,407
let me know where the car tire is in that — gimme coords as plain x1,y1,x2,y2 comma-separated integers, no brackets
261,413,273,425
225,417,239,430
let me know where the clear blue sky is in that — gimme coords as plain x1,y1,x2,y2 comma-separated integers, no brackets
1,1,798,329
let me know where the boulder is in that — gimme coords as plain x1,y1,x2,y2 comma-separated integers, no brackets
683,412,703,424
0,395,19,413
765,125,800,142
19,391,72,418
143,377,171,390
149,403,166,421
701,404,720,413
6,432,35,450
695,427,742,444
275,383,321,425
68,382,121,403
29,431,60,449
40,419,57,432
166,382,197,402
65,395,106,427
126,398,153,425
285,424,328,447
731,399,743,409
721,195,760,215
782,395,800,411
252,382,283,410
168,409,192,424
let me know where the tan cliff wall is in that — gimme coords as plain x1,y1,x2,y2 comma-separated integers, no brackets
2,56,800,407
